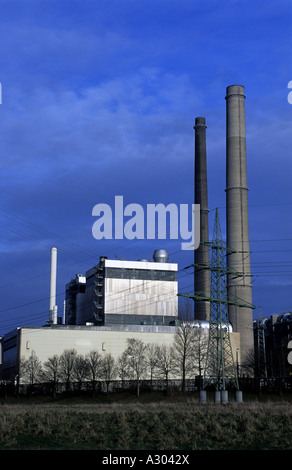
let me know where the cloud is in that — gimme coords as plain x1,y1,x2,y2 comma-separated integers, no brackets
0,0,291,333
0,68,202,184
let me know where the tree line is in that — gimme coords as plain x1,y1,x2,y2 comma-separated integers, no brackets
18,323,208,396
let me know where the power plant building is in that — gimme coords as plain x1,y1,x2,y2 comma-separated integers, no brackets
1,321,240,386
0,84,260,388
65,251,178,327
1,324,178,383
0,250,181,382
0,249,241,385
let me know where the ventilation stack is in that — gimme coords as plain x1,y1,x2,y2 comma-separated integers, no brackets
225,85,254,364
194,117,210,321
49,247,58,325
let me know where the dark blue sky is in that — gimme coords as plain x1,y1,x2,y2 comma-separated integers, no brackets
0,0,292,335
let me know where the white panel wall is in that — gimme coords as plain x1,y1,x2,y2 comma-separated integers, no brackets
104,278,178,317
7,326,240,382
19,327,176,365
104,259,177,271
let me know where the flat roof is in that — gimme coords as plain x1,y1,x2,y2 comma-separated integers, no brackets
1,324,178,338
86,258,178,278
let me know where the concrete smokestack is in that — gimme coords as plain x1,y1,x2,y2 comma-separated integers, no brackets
49,247,58,324
194,117,210,321
225,85,254,364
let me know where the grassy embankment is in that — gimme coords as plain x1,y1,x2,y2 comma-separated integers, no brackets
0,391,291,450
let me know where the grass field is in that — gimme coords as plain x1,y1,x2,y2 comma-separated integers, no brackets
0,391,291,450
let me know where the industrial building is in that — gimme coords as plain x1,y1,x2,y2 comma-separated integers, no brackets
1,324,178,383
65,250,178,327
0,84,259,391
253,312,292,381
0,247,241,386
1,320,240,386
0,248,183,381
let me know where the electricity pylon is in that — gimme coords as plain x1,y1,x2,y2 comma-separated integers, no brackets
202,208,238,391
179,208,255,392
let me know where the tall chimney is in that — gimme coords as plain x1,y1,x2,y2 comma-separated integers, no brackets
194,117,210,321
225,85,254,364
49,247,58,324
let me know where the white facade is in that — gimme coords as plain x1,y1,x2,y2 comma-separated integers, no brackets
19,325,177,363
67,256,179,326
104,259,178,319
1,323,240,384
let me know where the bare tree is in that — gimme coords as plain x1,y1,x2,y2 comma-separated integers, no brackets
172,323,197,392
173,300,208,391
42,354,61,397
20,350,43,394
59,349,78,391
124,338,147,396
145,343,160,386
116,351,131,389
85,350,103,396
156,344,174,391
101,353,117,394
190,325,208,390
74,354,89,391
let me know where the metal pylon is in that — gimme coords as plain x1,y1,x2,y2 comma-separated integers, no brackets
178,208,256,390
202,208,239,391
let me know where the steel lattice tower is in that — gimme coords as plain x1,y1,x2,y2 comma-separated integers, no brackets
202,208,239,391
179,208,255,393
